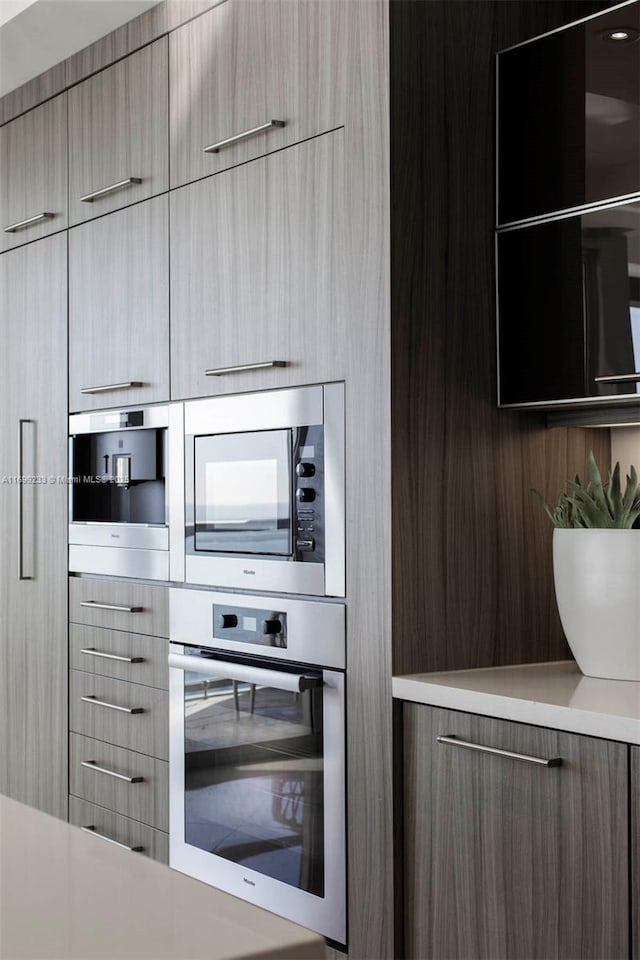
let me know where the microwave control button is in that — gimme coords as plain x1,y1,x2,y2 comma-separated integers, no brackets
218,614,238,629
296,462,316,478
296,538,315,552
262,618,282,635
296,487,315,503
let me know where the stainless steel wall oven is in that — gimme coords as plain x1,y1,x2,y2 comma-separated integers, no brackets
168,587,346,944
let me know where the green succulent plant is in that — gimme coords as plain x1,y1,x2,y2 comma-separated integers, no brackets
533,450,640,529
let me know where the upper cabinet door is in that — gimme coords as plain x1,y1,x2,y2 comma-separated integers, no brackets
68,38,168,226
69,196,169,412
498,0,640,225
0,93,68,252
169,0,348,188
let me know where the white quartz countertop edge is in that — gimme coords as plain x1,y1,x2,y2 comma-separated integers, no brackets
392,662,640,745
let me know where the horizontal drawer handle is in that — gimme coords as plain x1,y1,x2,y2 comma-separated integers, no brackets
80,382,144,395
81,760,144,783
205,360,288,377
80,647,144,664
204,120,285,154
436,734,562,768
594,372,640,384
79,601,143,613
81,695,144,715
81,825,144,852
80,177,142,203
4,212,54,233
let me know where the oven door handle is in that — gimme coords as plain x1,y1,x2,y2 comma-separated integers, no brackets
167,653,323,694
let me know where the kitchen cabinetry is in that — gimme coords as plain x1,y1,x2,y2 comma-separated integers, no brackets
68,38,168,226
69,195,169,412
633,746,639,960
0,234,68,818
0,93,67,252
68,797,169,863
497,1,640,226
402,703,629,960
169,0,347,189
170,128,347,400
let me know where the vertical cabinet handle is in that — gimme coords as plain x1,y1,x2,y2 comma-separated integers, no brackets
18,419,35,581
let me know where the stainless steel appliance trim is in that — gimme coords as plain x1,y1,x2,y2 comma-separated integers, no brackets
594,373,640,383
4,212,54,233
18,419,35,581
323,382,346,597
69,544,170,581
81,825,144,852
81,760,144,783
183,553,326,597
169,644,346,944
80,177,142,203
79,601,143,613
69,405,170,435
68,523,169,551
168,402,185,583
81,695,144,715
168,653,322,693
204,360,288,377
436,735,563,767
203,120,285,154
184,384,323,436
80,648,144,664
80,382,144,395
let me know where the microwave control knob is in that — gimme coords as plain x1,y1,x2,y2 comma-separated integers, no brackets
296,487,315,503
296,462,315,478
218,614,238,629
262,618,282,636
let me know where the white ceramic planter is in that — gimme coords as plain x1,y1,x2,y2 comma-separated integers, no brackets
553,528,640,681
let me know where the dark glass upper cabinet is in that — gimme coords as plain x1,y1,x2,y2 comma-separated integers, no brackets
498,1,640,225
498,201,640,406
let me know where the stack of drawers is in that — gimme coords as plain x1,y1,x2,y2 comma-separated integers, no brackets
68,577,169,862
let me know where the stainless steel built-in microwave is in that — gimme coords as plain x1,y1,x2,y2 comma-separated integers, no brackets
170,384,345,596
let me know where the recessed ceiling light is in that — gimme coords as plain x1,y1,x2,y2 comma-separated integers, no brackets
597,26,640,43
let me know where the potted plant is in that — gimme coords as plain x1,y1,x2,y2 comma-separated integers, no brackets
535,451,640,681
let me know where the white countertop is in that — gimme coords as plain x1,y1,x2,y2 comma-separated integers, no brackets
0,795,325,960
393,660,640,744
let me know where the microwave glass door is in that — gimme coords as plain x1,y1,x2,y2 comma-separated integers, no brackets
182,650,325,896
194,430,292,557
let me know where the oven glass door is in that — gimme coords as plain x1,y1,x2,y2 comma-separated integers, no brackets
194,430,292,557
180,648,325,895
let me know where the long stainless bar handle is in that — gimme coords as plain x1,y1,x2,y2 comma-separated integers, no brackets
80,177,142,203
81,695,144,715
81,760,144,783
79,601,143,613
168,653,323,694
203,120,285,154
4,212,54,233
80,381,144,395
436,734,562,767
205,360,288,377
594,372,640,383
80,647,144,664
18,419,34,581
81,826,144,852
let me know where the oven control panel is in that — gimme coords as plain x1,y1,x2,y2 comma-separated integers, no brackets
212,604,287,649
293,424,325,563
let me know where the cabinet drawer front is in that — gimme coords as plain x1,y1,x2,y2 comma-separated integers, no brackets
69,578,168,637
70,625,168,689
69,38,168,226
69,796,168,864
70,672,168,760
70,734,168,831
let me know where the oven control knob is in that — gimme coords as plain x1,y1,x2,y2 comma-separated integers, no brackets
296,487,316,503
296,462,316,478
262,618,282,635
218,614,238,629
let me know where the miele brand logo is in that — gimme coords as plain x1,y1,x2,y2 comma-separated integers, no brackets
243,878,256,886
243,569,256,575
111,534,120,539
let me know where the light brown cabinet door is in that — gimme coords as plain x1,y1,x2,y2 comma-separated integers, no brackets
169,0,350,188
0,234,68,819
69,195,169,412
170,128,347,400
633,746,639,960
68,38,168,226
403,704,629,960
0,93,67,251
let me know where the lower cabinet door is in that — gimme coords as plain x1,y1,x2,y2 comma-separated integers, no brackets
403,704,629,960
69,796,168,864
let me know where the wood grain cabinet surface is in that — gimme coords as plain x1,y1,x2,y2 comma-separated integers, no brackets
0,93,68,251
69,577,169,637
68,38,168,226
69,624,169,689
169,0,349,189
170,128,347,399
69,796,168,863
0,234,68,819
402,704,629,960
68,195,169,412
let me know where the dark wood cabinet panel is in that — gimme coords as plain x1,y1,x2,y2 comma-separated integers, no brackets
403,704,629,960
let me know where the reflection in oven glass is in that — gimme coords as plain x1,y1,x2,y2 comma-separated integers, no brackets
184,673,324,896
